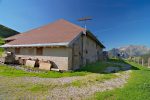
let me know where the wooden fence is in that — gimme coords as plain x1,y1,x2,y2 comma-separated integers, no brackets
129,57,150,68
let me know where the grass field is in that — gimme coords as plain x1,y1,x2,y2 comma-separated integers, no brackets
91,61,150,100
0,60,124,78
0,60,123,99
78,60,123,73
0,65,90,78
0,62,116,78
1,59,149,99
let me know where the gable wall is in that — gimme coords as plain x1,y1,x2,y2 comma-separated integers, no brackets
71,34,103,70
84,36,103,63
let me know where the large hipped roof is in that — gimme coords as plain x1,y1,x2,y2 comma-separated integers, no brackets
2,19,105,48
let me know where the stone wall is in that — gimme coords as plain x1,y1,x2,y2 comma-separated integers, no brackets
6,47,71,70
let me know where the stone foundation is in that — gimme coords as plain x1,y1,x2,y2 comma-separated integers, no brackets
16,55,69,70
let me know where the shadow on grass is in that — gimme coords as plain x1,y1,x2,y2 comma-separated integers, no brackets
77,59,139,74
108,59,139,70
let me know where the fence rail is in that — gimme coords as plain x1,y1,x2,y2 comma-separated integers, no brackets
128,57,150,68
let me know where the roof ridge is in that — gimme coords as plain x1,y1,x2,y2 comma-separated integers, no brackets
17,19,84,35
57,19,85,30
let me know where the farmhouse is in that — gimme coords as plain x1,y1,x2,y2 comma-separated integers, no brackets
1,19,105,71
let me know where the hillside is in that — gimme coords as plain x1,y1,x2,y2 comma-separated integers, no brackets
0,37,4,45
0,24,19,38
0,37,4,56
108,45,150,58
0,24,19,56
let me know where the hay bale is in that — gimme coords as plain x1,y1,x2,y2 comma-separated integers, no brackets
25,60,35,67
39,61,52,70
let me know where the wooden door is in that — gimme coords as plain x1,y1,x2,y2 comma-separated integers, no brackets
73,44,81,69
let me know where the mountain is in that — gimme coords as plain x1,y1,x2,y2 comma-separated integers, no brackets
0,24,19,55
108,45,150,58
0,24,19,38
119,45,150,56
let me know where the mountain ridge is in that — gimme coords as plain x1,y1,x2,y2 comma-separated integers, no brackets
108,45,150,58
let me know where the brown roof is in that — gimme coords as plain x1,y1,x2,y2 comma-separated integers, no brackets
6,19,84,45
4,33,22,41
3,19,105,48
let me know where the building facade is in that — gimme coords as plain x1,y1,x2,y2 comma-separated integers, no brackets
1,19,105,70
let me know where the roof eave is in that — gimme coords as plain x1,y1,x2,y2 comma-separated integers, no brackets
0,42,69,48
86,30,105,48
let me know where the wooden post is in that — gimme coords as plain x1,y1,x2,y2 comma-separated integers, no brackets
148,58,149,67
148,58,150,68
135,57,137,63
142,58,144,66
138,58,140,64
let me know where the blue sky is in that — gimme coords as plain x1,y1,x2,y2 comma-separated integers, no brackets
0,0,150,50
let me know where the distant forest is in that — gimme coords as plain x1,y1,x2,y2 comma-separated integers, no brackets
0,24,19,38
0,24,19,55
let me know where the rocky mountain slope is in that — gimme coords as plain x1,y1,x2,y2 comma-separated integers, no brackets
108,45,150,58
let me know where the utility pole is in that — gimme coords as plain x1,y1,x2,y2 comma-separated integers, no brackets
78,16,92,65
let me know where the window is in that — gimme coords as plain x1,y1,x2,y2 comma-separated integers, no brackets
36,47,43,55
28,48,34,55
15,48,20,54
